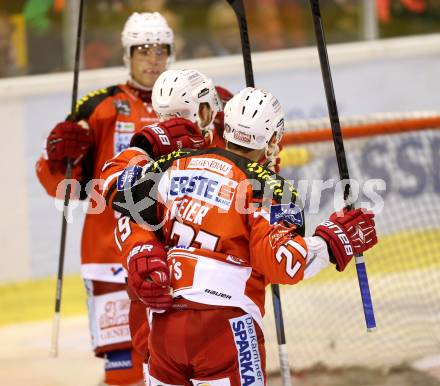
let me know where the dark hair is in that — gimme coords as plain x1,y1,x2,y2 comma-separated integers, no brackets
226,141,254,154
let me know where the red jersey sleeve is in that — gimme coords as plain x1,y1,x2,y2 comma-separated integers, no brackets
101,147,150,208
114,216,160,273
35,156,84,199
35,87,114,199
248,193,307,284
248,209,307,285
114,216,157,362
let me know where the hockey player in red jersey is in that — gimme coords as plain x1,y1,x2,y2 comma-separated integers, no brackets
101,68,230,364
35,13,208,386
107,87,378,385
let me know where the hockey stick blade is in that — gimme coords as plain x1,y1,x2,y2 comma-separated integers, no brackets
308,0,376,331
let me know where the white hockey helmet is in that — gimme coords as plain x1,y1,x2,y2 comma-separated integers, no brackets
223,87,285,150
152,69,222,127
121,12,174,65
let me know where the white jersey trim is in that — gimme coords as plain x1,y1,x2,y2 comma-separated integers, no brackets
303,236,330,279
103,170,123,192
81,263,127,283
167,249,265,333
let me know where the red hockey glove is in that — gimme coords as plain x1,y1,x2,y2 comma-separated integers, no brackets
127,242,173,310
130,118,206,159
215,86,233,105
46,121,91,173
314,208,377,272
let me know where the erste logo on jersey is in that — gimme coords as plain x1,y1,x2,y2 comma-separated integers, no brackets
230,314,264,386
169,170,237,210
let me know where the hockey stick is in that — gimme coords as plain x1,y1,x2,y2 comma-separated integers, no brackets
226,1,292,384
50,0,85,357
308,0,376,331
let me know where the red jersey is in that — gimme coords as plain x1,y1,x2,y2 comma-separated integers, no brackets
109,148,307,331
36,84,159,283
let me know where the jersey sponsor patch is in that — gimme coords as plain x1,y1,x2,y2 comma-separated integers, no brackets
187,157,232,176
117,166,143,191
86,288,130,349
269,203,304,227
115,121,135,132
111,266,124,276
230,314,264,386
104,349,133,371
114,99,131,116
140,115,157,123
114,132,133,154
114,121,135,154
168,170,237,211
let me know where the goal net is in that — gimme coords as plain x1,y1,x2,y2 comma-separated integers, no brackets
264,112,440,373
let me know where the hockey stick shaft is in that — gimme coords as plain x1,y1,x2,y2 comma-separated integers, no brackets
271,283,293,386
50,0,85,357
308,0,376,331
226,1,292,384
227,0,254,87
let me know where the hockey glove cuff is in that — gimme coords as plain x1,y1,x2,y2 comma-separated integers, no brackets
314,208,377,271
130,118,206,159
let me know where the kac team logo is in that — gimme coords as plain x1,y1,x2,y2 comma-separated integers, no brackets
269,203,304,227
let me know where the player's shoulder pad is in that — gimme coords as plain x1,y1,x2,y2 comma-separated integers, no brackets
114,148,195,196
146,149,196,174
112,149,194,201
197,148,298,204
112,149,196,226
68,85,122,121
245,161,299,205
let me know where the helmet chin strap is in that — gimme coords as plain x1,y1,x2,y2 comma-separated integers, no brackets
128,75,153,92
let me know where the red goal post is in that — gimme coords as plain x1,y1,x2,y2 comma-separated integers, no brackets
281,111,440,145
